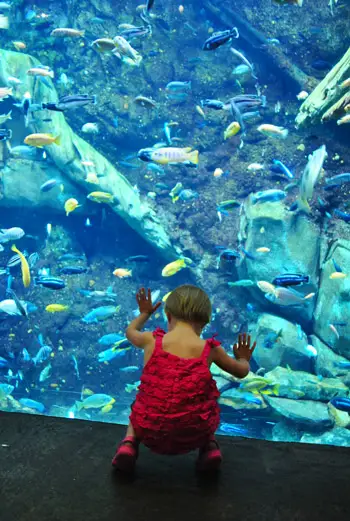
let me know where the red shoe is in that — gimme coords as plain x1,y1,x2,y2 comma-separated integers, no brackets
196,438,222,472
112,436,139,472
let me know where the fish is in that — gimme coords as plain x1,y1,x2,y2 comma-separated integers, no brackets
228,280,255,287
265,287,315,306
305,344,318,357
329,272,347,280
64,198,80,216
0,86,12,100
263,329,283,349
87,191,114,203
113,36,142,65
200,99,225,110
100,403,113,414
58,253,85,261
6,289,27,317
257,124,288,140
240,376,279,395
119,25,152,40
217,200,240,211
0,383,14,400
213,168,225,178
333,361,350,369
138,147,199,167
79,287,117,301
75,394,115,411
91,38,117,53
272,160,294,179
230,47,257,79
98,345,131,362
0,227,24,244
34,276,66,290
27,67,54,78
11,245,30,288
82,305,120,323
273,0,303,5
59,266,87,275
272,274,310,287
39,363,52,382
202,27,239,51
256,247,270,253
125,381,140,393
42,95,96,112
51,28,85,37
247,163,264,172
120,366,140,373
329,397,350,413
113,268,132,278
162,258,187,277
98,333,126,346
334,209,350,223
12,41,26,50
257,281,277,295
126,255,150,263
40,179,58,192
7,250,28,268
297,91,309,101
296,144,327,213
19,398,45,413
251,189,287,204
10,145,45,160
82,122,99,134
0,110,11,124
178,189,198,202
325,173,350,187
332,259,342,273
169,182,184,203
24,133,60,147
46,304,69,312
134,95,157,108
0,129,12,142
224,121,241,140
165,81,191,92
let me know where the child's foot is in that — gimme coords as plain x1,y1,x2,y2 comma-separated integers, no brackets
196,438,222,472
112,436,139,472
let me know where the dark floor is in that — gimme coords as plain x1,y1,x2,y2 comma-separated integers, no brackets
0,412,349,521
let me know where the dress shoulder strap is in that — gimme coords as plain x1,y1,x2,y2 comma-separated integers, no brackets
201,334,221,360
152,327,166,352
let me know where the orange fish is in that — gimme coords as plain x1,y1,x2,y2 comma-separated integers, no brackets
113,268,132,278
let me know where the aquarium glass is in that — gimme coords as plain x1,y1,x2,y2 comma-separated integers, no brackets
0,0,349,449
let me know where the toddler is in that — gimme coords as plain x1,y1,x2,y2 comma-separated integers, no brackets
112,284,255,472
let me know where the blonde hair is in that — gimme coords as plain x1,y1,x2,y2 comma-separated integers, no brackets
164,284,212,326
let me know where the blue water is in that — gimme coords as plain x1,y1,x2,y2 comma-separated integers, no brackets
0,0,349,448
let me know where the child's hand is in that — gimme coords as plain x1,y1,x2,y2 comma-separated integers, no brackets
136,287,162,315
233,333,256,362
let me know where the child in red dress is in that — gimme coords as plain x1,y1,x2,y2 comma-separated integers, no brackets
112,284,256,472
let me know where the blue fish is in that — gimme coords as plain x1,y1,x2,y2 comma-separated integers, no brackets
202,27,239,51
272,274,310,287
98,346,131,363
82,305,119,324
332,259,342,273
33,344,52,365
251,189,287,204
334,209,350,222
333,361,350,369
272,160,294,179
330,397,350,413
98,333,125,346
0,356,9,367
218,422,249,436
19,398,45,413
240,247,257,261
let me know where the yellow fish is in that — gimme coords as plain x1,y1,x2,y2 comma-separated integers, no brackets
46,304,69,313
257,124,288,140
224,121,241,140
85,172,99,184
24,133,61,147
64,198,80,216
256,247,271,253
329,272,347,280
11,245,30,288
87,191,114,203
162,291,172,302
161,258,186,277
337,114,350,126
145,147,199,167
82,388,95,396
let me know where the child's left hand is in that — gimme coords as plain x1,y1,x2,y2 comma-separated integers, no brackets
136,287,162,315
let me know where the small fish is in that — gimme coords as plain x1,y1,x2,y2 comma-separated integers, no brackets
40,179,58,192
263,329,283,349
330,397,350,413
126,255,150,263
24,133,60,147
329,324,340,339
59,266,87,275
256,247,270,253
333,361,350,369
82,122,99,134
202,27,239,51
98,346,131,362
257,124,288,140
224,121,241,140
59,253,86,262
75,394,115,411
213,168,224,178
64,198,80,216
6,289,27,317
82,305,120,324
12,41,26,50
11,245,30,288
329,272,347,280
113,36,142,65
178,189,198,202
200,99,225,110
217,200,240,211
165,81,191,92
113,268,132,278
42,95,96,112
51,28,85,37
325,173,350,187
305,344,318,357
39,363,52,382
162,258,187,277
272,160,294,179
257,280,277,295
0,227,25,243
247,163,264,172
125,381,140,393
34,276,65,290
91,38,116,53
98,333,126,346
272,274,310,287
230,47,257,79
27,67,54,78
297,91,309,101
19,398,45,413
139,147,199,167
0,86,12,100
87,191,114,203
134,95,157,108
251,189,287,204
46,304,69,312
228,280,255,287
100,403,113,414
0,110,12,124
0,129,12,141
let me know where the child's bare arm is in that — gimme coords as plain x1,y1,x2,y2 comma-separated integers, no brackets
126,287,162,349
126,313,154,349
212,333,256,378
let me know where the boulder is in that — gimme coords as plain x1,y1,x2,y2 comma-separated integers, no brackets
250,314,315,372
265,396,334,429
237,197,320,325
301,427,350,447
0,49,178,260
265,366,349,402
313,239,350,358
311,335,350,378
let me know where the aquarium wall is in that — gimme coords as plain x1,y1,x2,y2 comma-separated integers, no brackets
0,0,349,448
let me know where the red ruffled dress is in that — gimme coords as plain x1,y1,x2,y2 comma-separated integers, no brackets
130,328,221,455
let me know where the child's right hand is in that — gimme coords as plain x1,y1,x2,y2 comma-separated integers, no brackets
233,333,256,362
